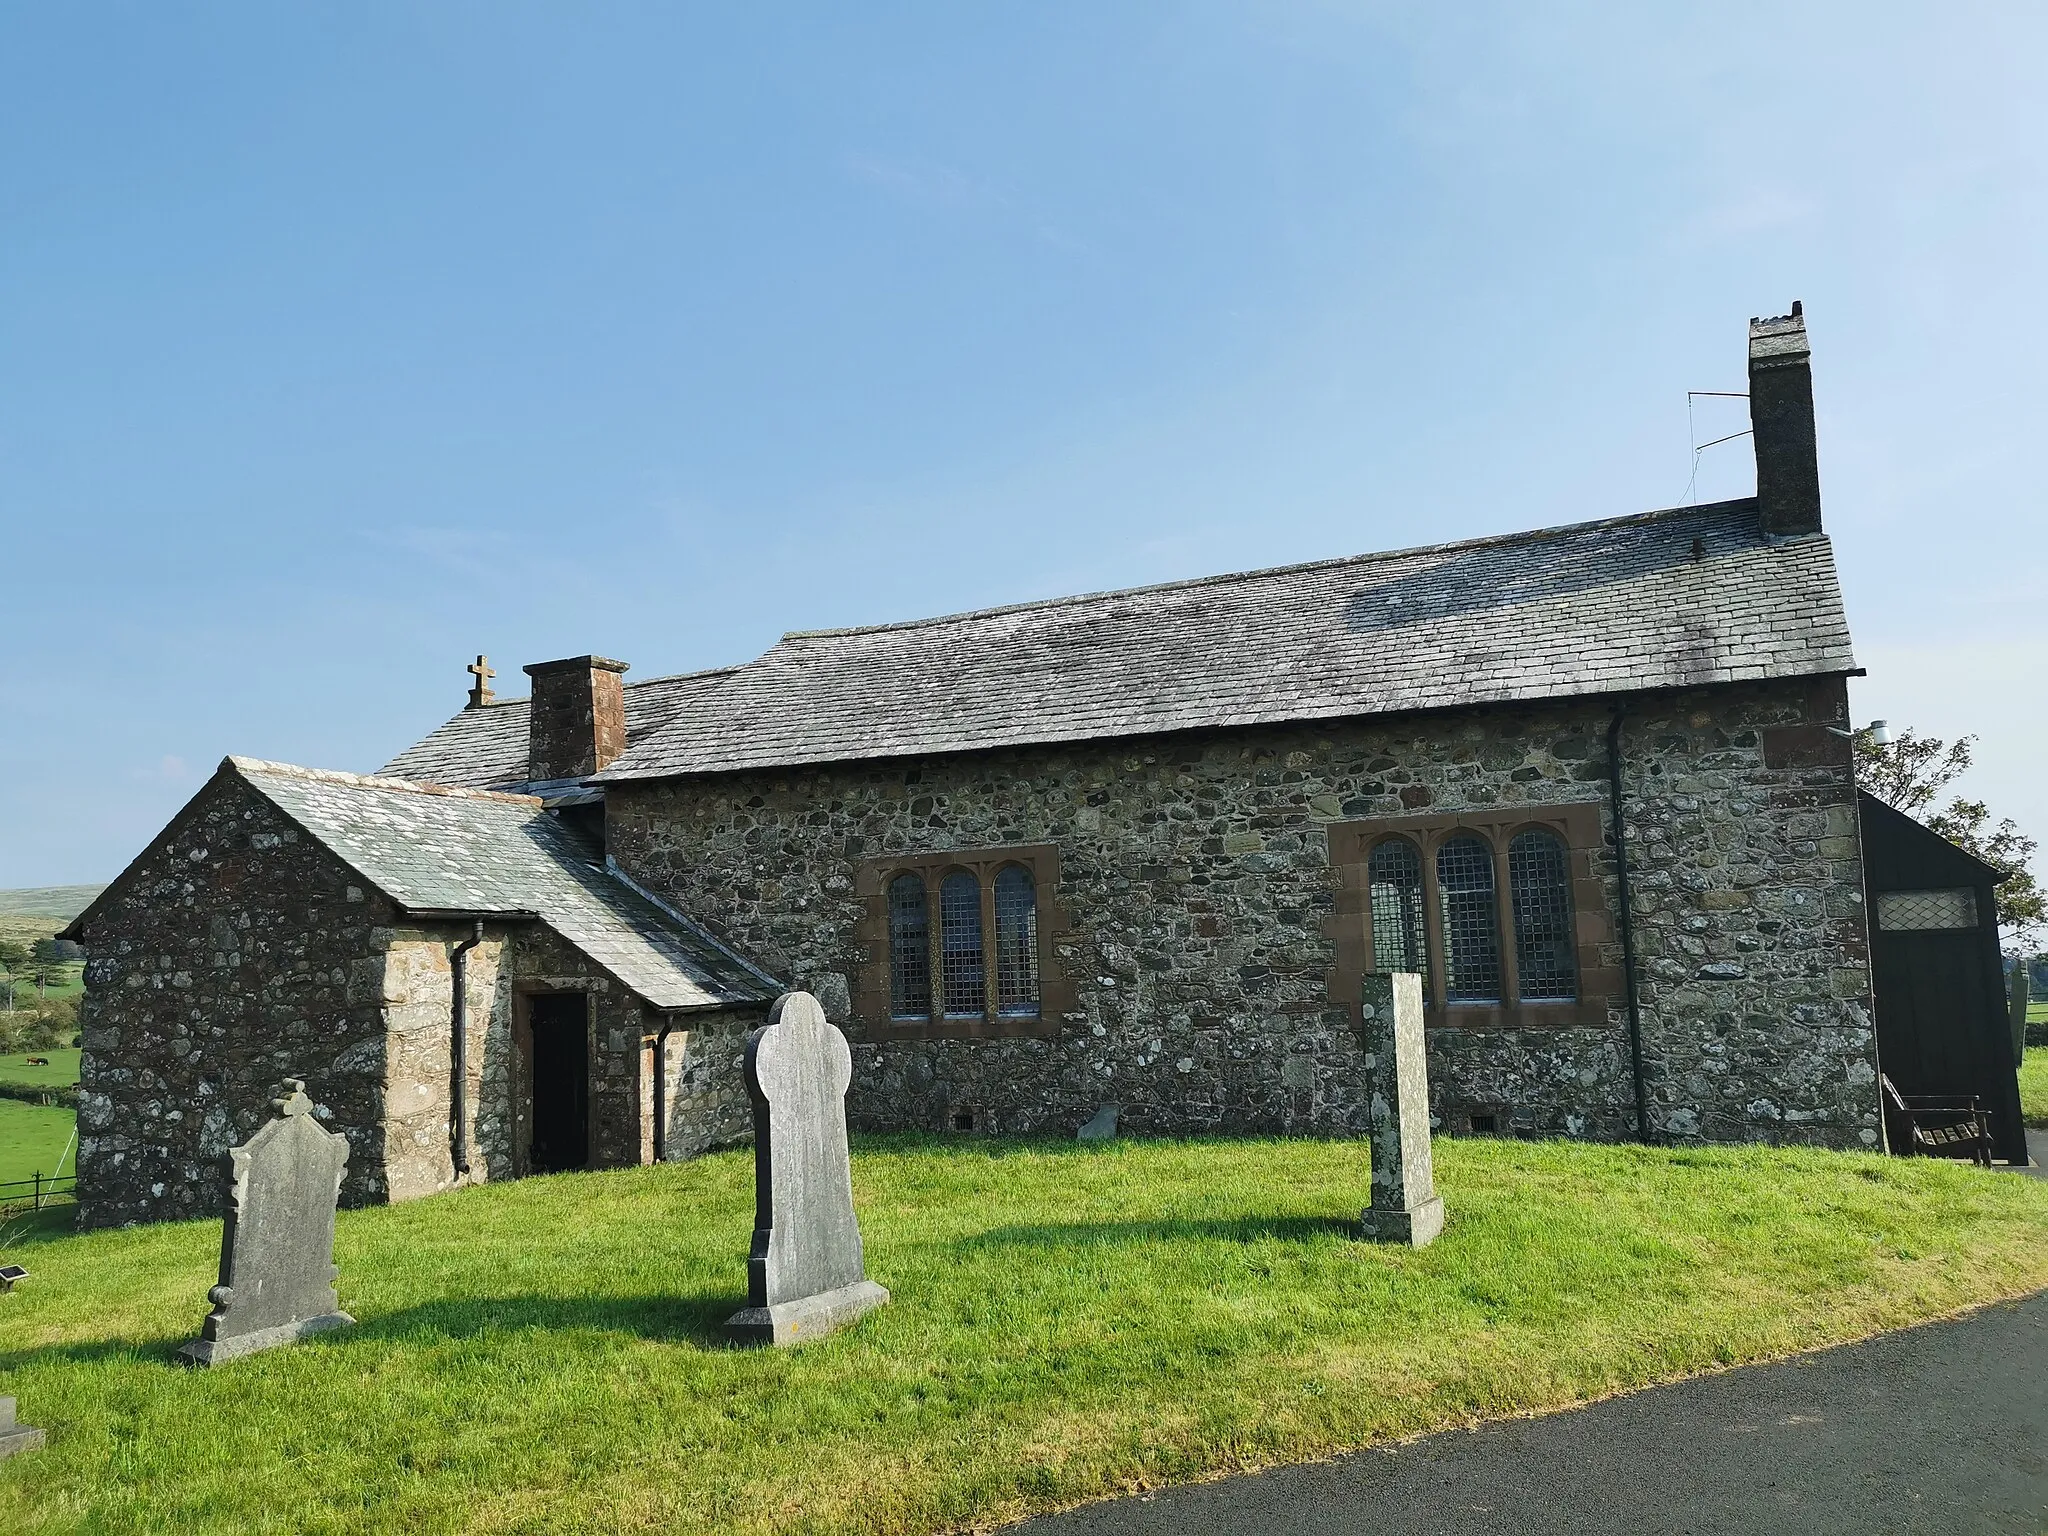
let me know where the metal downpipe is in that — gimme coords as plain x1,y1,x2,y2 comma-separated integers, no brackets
450,919,484,1179
1607,706,1653,1143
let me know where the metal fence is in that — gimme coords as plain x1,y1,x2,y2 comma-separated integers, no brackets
0,1171,76,1216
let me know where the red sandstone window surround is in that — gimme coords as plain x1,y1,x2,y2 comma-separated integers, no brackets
1327,804,1619,1030
854,846,1074,1038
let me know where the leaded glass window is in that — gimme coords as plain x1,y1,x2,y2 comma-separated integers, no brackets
1436,835,1502,1003
939,871,986,1017
887,874,931,1019
994,865,1039,1016
1876,888,1978,931
1368,837,1428,983
1508,829,1576,1001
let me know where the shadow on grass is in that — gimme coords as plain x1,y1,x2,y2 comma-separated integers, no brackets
0,1289,748,1373
964,1213,1360,1248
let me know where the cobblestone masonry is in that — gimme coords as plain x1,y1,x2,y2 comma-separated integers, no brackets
74,777,398,1227
72,774,755,1227
607,677,1881,1149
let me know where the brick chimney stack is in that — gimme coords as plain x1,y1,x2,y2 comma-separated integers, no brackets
1748,302,1822,538
522,655,629,782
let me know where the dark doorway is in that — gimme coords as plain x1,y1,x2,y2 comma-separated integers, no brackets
527,992,590,1174
1860,792,2026,1164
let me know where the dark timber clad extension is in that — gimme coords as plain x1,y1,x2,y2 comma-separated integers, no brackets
1859,791,2027,1164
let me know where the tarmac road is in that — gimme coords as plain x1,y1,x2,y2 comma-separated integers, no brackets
1011,1288,2048,1536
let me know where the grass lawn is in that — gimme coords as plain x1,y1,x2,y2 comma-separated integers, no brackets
2022,1045,2047,1129
2,1135,2046,1535
0,1099,76,1187
0,1047,81,1090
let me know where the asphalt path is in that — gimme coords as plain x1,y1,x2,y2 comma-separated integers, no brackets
1012,1288,2048,1536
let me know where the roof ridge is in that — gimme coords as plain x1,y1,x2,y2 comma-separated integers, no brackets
450,662,747,713
227,756,543,807
779,498,1760,643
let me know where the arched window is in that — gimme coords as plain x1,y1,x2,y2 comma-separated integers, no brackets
994,865,1039,1015
887,874,931,1019
1367,837,1428,983
1509,829,1577,1001
1435,835,1502,1002
939,871,985,1017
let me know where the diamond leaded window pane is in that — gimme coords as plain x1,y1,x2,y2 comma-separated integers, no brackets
940,871,986,1017
1876,888,1979,931
888,874,931,1019
1509,829,1577,1001
994,865,1039,1016
1368,837,1428,985
1436,835,1502,1003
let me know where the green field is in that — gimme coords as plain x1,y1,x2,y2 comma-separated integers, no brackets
2,1134,2045,1534
0,1099,75,1188
2022,1046,2047,1129
0,1048,81,1090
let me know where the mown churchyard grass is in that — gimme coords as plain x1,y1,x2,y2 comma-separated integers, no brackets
1,1135,2045,1534
2021,1045,2047,1127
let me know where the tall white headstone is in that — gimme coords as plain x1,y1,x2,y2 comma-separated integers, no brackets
724,993,890,1345
1359,972,1444,1247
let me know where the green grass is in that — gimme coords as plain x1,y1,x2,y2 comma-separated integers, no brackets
0,1099,75,1187
2,1135,2046,1535
0,1047,81,1090
2022,1046,2048,1129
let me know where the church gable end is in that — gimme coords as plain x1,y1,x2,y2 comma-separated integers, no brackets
69,770,399,1228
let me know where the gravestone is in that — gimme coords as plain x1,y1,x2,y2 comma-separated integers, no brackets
1358,972,1444,1247
0,1397,43,1459
2009,962,2030,1069
1076,1104,1120,1141
725,992,890,1345
178,1080,355,1367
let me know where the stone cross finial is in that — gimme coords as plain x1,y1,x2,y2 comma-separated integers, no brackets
466,655,496,709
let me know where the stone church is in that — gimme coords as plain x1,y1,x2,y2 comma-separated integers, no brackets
67,307,1892,1228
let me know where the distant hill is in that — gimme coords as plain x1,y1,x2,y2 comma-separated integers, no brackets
0,886,107,921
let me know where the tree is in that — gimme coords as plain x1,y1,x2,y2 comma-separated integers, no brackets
0,940,28,1013
1855,727,2043,950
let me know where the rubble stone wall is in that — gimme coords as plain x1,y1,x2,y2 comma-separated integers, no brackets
607,677,1881,1150
73,775,399,1227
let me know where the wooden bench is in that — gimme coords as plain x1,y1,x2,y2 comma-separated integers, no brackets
1881,1074,1996,1167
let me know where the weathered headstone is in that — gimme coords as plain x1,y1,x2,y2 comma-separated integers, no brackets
0,1397,44,1459
1358,972,1444,1247
1076,1103,1120,1141
2009,961,2030,1070
178,1080,355,1367
725,992,890,1345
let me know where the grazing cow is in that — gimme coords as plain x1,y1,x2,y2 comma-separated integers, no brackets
23,1057,48,1067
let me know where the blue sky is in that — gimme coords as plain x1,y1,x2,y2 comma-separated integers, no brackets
3,3,2043,887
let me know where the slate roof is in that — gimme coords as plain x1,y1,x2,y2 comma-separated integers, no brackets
381,497,1856,787
379,666,740,790
225,757,779,1010
586,498,1854,781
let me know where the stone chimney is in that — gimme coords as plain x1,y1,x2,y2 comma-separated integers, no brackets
522,656,629,782
1748,302,1822,537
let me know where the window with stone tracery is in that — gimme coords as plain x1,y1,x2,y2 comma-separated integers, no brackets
861,847,1067,1035
1332,805,1612,1027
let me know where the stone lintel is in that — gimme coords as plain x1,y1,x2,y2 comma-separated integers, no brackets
724,1280,890,1347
